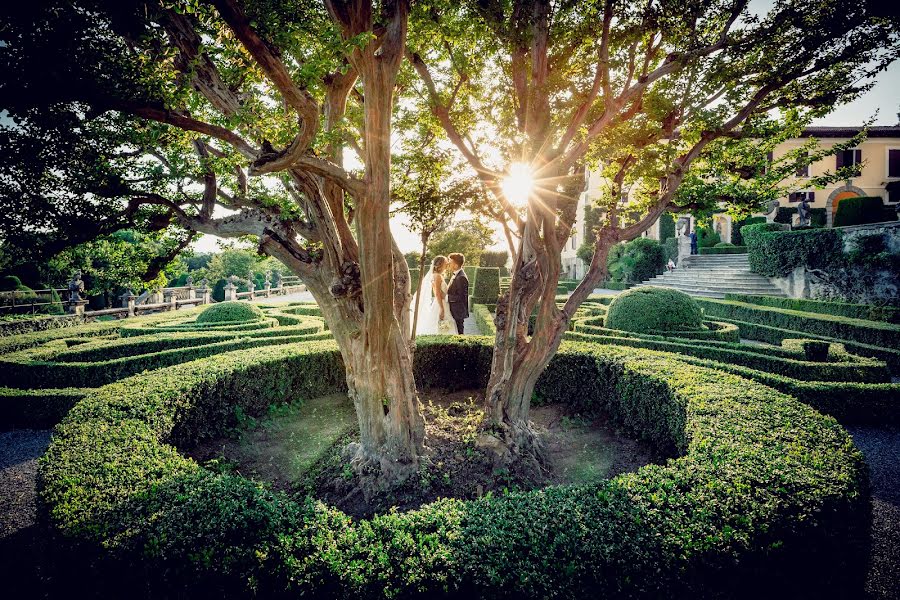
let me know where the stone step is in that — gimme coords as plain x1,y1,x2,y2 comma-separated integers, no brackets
634,282,785,297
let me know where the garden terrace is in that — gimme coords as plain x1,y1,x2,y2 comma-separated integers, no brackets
0,304,327,428
37,337,868,598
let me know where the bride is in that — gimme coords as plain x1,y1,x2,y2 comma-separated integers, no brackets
412,255,452,335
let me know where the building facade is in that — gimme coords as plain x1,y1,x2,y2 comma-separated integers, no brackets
562,125,900,279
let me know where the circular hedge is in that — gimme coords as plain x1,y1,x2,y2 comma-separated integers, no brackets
606,286,703,333
196,300,265,324
39,337,869,598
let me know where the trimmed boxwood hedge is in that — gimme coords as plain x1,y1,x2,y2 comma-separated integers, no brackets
696,297,900,351
709,315,900,374
724,293,900,324
196,301,265,323
472,304,496,336
573,319,740,343
0,386,89,430
605,287,703,334
2,329,331,388
699,245,747,255
39,337,869,599
564,330,887,383
470,267,500,307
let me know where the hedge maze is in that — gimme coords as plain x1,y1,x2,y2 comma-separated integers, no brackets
1,292,894,596
0,303,326,429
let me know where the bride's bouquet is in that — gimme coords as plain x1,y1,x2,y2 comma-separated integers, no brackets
438,319,452,334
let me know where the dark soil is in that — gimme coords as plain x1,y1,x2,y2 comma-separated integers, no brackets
191,388,663,519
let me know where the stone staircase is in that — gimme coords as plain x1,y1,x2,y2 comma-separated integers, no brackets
634,254,785,299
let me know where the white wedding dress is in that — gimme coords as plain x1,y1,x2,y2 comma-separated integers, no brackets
412,269,452,335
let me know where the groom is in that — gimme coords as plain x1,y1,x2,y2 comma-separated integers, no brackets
446,253,469,335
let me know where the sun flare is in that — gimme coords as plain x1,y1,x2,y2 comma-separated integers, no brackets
501,162,535,206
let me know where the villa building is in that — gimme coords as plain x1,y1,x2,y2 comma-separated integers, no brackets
561,125,900,280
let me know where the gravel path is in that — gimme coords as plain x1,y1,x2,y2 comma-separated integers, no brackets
0,429,53,595
847,425,900,600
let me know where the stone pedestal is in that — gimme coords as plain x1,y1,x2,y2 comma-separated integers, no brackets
164,291,178,311
120,290,136,317
264,283,271,298
677,234,692,265
224,281,237,302
68,300,88,316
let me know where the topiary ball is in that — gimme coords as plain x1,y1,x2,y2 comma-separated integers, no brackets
605,286,703,334
196,301,264,324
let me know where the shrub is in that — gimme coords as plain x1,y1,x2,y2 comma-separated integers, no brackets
743,225,843,278
714,242,734,247
696,225,721,247
731,216,766,245
774,206,796,224
196,301,264,323
833,196,894,227
565,330,886,383
573,319,739,343
606,237,666,283
605,287,703,334
699,245,747,255
724,294,900,324
470,267,500,306
662,237,678,262
803,340,830,362
472,304,496,336
658,212,675,240
696,297,900,351
409,268,420,293
478,250,508,268
39,338,869,598
0,386,89,430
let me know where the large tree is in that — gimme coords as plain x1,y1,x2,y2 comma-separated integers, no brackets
1,0,897,482
406,0,899,459
2,0,424,490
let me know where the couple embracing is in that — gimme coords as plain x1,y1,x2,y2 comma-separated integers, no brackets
414,252,469,335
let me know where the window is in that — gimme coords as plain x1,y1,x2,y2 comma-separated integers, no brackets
571,234,577,250
788,191,816,203
836,148,862,169
888,148,900,178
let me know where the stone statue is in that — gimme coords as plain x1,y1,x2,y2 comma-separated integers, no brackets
765,199,780,215
676,217,691,237
185,275,194,287
199,278,208,289
797,197,811,227
68,271,85,302
265,270,272,286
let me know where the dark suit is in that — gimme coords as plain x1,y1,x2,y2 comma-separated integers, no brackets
447,269,469,334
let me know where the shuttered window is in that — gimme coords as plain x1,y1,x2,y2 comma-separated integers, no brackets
836,149,862,169
889,149,900,178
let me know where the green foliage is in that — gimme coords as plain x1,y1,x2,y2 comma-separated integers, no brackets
714,242,734,247
606,238,666,283
605,287,703,334
696,298,900,351
429,221,495,268
661,237,678,262
574,319,740,343
472,304,496,336
833,196,895,227
38,337,869,597
196,301,264,324
699,245,747,255
743,224,840,277
658,213,675,240
0,386,89,430
731,217,766,245
470,268,500,305
724,294,900,324
695,226,721,248
478,250,508,268
409,268,420,293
